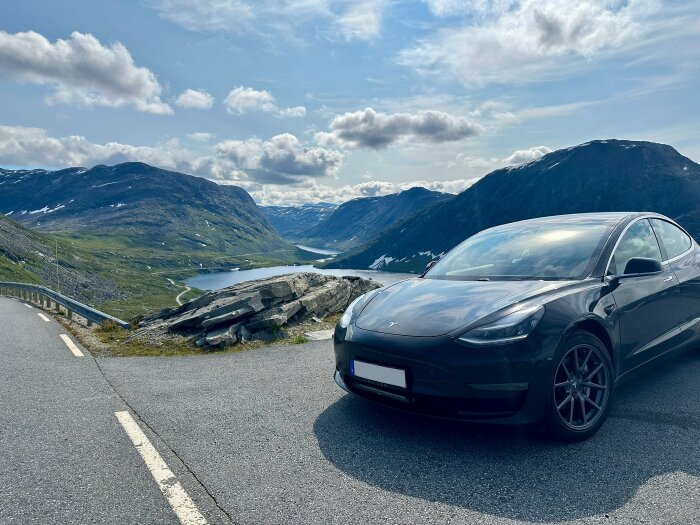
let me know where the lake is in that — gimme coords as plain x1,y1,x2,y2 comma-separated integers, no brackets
185,265,416,290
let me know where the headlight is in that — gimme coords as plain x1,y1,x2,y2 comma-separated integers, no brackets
457,305,545,346
339,290,380,328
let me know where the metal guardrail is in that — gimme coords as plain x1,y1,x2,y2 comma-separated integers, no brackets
0,281,130,329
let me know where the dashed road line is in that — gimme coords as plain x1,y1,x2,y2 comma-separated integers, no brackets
37,313,50,322
24,303,33,309
115,411,208,525
59,334,84,357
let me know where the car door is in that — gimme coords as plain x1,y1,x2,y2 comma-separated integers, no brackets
650,218,700,335
607,218,681,375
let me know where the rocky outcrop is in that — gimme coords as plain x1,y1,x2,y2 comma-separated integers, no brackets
133,272,381,349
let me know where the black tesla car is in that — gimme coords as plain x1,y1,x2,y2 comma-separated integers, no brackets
334,212,700,440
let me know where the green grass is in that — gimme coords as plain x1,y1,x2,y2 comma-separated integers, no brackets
93,322,199,356
290,334,308,344
0,255,42,283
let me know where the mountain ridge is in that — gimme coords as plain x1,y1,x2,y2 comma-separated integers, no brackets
290,187,452,251
328,139,700,272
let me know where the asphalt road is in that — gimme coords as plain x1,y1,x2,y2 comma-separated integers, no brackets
2,295,700,524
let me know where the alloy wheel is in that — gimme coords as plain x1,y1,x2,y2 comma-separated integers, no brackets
553,343,610,431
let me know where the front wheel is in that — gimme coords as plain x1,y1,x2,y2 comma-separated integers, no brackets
545,331,614,441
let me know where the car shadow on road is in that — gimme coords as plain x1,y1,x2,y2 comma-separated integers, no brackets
313,351,700,522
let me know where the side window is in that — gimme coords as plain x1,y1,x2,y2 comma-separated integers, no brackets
609,219,662,275
650,219,692,260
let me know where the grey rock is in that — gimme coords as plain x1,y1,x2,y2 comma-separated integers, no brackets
246,300,302,331
238,324,253,343
204,323,241,348
135,272,381,349
201,306,256,329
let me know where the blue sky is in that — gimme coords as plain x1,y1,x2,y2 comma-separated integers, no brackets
0,0,698,204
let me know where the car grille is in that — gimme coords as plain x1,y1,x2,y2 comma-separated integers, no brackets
345,374,527,419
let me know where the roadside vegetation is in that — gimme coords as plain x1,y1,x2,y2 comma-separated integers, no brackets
59,313,339,357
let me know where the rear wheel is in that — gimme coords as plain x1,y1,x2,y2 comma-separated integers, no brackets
545,331,613,441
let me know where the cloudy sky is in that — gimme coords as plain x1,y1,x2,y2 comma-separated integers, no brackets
0,0,698,205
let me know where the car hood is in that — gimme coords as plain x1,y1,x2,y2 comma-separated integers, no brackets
355,277,574,337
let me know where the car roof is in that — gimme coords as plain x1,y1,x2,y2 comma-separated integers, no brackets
492,211,667,229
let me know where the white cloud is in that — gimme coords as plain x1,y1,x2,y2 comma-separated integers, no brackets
503,145,552,165
400,0,660,86
216,133,342,184
149,0,390,41
175,88,214,109
278,106,307,118
224,86,276,114
422,0,515,17
0,31,171,114
150,0,255,32
0,124,340,186
0,124,198,169
187,132,215,141
250,177,478,206
316,107,481,149
337,0,386,41
224,86,306,118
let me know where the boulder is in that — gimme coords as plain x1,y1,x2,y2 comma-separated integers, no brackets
134,272,381,349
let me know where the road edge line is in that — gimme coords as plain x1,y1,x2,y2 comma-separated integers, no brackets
59,334,84,357
114,411,209,525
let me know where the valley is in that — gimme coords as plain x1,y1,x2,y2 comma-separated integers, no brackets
3,139,700,318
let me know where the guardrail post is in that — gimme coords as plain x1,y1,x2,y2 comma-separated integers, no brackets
67,309,73,321
87,319,94,327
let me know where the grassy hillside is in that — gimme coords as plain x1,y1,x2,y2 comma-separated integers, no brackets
0,213,315,320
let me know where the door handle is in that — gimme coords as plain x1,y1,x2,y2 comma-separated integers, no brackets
663,275,674,282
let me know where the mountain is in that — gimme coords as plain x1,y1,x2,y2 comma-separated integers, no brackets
0,163,316,272
0,162,318,318
297,187,452,251
328,140,700,272
262,202,338,238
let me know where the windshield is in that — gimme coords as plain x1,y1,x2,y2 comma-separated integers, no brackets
425,220,613,281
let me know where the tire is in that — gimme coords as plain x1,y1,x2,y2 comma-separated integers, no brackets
544,331,614,441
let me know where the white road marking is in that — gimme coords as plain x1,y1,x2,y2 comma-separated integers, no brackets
24,303,33,309
37,313,50,322
114,411,208,525
59,334,84,357
305,329,334,341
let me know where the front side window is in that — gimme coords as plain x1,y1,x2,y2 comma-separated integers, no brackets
608,219,662,275
650,219,692,260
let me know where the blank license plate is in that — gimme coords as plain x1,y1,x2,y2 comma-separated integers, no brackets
351,359,406,389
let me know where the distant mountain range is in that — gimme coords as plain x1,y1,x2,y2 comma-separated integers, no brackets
264,187,451,251
328,140,700,272
263,203,338,238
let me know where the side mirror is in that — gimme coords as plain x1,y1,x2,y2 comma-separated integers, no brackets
623,257,663,275
606,257,663,288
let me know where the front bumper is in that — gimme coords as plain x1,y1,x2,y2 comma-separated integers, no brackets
333,324,559,425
